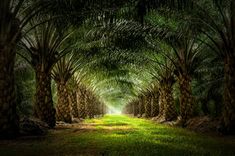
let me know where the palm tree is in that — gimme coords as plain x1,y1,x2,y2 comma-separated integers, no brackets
164,34,203,126
144,91,153,118
19,21,71,127
84,89,96,118
52,53,81,123
144,12,203,124
193,51,224,117
0,0,46,138
149,52,177,122
150,84,159,117
193,0,235,134
76,84,87,119
67,77,80,118
124,99,139,116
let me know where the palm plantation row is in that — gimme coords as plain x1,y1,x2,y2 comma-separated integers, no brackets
0,0,235,139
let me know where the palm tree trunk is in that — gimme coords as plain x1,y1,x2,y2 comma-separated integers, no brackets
93,99,100,116
34,67,56,128
164,84,177,121
69,91,79,118
222,56,235,134
125,103,132,114
144,94,152,118
84,89,89,118
178,74,194,126
156,83,176,122
133,101,139,116
77,87,86,119
101,103,106,116
157,87,165,120
85,92,94,118
138,96,145,117
151,91,159,117
0,47,19,138
56,81,72,123
156,86,167,121
221,1,235,134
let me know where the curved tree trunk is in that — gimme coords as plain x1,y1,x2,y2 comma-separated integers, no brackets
222,56,235,134
69,91,79,118
0,47,19,139
178,74,194,126
34,67,56,128
56,81,72,123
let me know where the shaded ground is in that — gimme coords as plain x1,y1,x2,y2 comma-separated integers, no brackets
0,115,235,156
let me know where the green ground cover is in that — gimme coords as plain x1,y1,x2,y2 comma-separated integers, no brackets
0,115,234,156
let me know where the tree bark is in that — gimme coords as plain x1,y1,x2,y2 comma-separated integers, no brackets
0,47,19,139
101,103,106,116
77,86,86,119
151,90,159,117
164,85,177,121
69,90,79,118
56,81,72,123
144,93,152,118
156,83,176,122
0,13,21,138
138,96,145,117
85,91,94,118
34,67,56,128
222,56,235,134
133,101,139,116
178,74,194,126
157,87,165,120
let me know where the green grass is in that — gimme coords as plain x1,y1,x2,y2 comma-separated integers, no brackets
0,115,235,156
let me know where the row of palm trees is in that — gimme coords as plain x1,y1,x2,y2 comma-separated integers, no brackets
121,0,235,133
0,0,115,138
0,0,235,139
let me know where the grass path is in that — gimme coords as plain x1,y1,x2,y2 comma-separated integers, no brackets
0,115,235,156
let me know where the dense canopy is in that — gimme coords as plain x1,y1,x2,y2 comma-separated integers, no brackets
0,0,235,140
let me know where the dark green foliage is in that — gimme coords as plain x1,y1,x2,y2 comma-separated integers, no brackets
15,55,35,117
